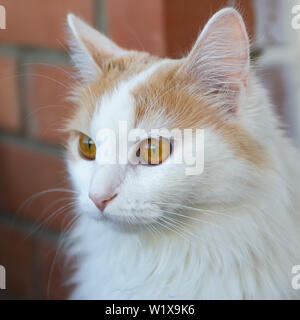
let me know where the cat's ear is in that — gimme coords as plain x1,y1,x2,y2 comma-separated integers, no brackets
67,14,126,81
180,8,249,113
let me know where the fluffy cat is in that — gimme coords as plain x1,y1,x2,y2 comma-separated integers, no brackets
64,8,300,299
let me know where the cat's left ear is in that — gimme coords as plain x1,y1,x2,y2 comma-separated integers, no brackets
67,14,127,81
180,8,249,113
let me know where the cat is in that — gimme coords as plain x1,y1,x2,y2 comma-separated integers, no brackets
64,8,300,299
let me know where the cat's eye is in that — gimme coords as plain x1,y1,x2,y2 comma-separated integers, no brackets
78,133,96,160
139,137,171,165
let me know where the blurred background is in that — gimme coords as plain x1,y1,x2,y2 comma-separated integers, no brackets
0,0,299,299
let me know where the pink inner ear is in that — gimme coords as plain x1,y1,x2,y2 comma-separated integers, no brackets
67,14,127,80
68,14,125,59
180,8,250,112
199,10,248,75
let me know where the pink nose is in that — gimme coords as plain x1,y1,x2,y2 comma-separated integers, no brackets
89,193,117,211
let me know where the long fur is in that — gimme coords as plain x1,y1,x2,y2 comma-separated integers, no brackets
65,9,300,299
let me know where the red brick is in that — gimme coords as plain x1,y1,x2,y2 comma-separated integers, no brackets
0,0,95,49
106,0,255,57
0,224,36,298
164,0,255,57
0,140,74,231
0,56,20,131
37,240,74,300
106,0,166,56
26,63,75,144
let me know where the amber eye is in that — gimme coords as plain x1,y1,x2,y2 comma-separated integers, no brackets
139,137,171,165
78,133,96,160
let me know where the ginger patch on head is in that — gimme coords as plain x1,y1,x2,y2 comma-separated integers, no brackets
132,62,268,168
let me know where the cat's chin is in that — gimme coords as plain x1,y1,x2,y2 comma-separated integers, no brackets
90,210,159,233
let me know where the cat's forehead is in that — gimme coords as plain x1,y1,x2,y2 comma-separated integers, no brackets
70,53,229,139
90,58,179,136
67,51,267,168
68,52,214,137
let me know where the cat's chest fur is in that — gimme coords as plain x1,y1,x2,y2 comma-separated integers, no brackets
69,178,300,300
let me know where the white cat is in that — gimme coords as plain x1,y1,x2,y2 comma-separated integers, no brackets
64,8,300,299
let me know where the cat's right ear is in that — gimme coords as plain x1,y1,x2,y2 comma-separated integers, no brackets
67,14,126,81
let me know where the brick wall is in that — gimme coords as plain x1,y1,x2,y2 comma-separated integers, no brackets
0,0,99,300
0,0,298,300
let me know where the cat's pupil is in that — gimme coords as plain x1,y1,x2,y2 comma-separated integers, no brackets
85,138,93,150
150,143,157,155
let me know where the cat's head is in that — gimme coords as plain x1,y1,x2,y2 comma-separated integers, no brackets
65,8,268,232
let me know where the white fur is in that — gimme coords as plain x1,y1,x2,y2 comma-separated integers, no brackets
66,9,300,299
67,72,300,299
